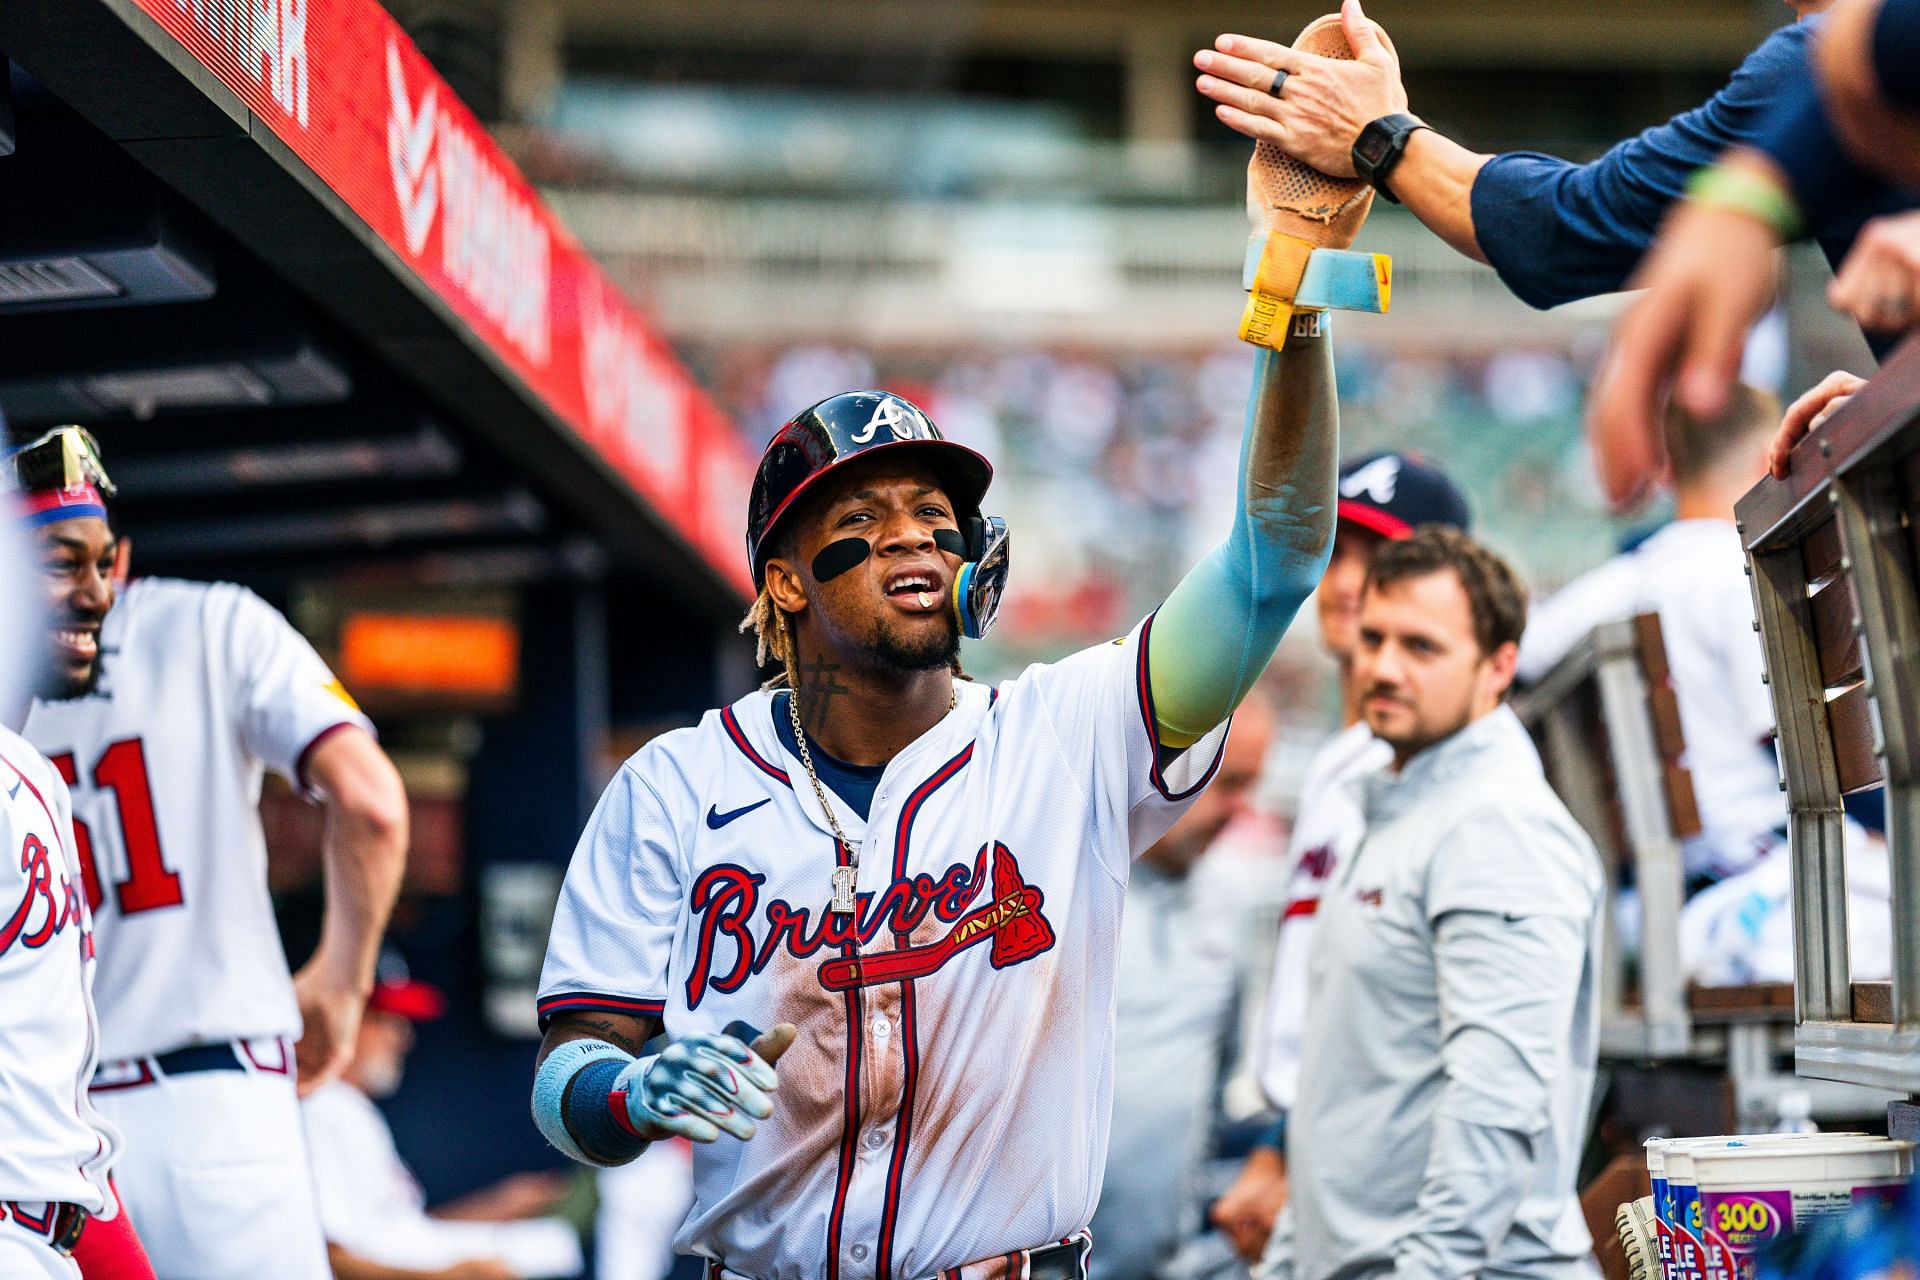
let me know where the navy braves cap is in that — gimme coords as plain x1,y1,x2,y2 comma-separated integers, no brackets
1335,451,1471,539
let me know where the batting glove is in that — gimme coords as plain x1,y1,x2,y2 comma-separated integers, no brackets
613,1024,782,1144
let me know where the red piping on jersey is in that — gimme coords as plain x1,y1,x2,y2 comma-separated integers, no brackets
876,743,973,1280
0,747,72,864
294,721,359,797
1283,898,1320,920
721,706,790,785
536,992,667,1031
824,835,862,1280
1134,612,1229,803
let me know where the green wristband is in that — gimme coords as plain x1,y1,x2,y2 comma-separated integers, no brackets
1685,163,1802,241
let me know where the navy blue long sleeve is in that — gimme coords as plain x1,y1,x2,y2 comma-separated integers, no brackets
1757,0,1920,228
1468,19,1912,329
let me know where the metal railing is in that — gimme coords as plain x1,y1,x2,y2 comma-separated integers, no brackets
1515,610,1898,1127
1516,614,1698,1060
1737,333,1920,1094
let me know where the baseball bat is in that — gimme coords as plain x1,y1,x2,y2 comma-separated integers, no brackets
723,1019,797,1065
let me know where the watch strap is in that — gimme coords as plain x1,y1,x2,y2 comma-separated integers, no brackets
1353,112,1428,203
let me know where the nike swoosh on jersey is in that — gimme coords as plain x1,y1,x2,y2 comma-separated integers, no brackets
706,798,772,829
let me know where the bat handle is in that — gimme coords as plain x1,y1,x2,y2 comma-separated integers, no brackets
721,1019,797,1064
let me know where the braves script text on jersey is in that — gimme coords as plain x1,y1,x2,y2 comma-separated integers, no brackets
0,724,117,1214
23,577,374,1060
540,616,1229,1280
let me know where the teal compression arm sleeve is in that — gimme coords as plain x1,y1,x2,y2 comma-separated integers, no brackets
1149,323,1339,745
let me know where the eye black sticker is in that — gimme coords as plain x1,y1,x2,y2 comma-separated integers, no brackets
811,537,872,582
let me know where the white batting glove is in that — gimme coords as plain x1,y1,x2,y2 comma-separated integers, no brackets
614,1021,793,1144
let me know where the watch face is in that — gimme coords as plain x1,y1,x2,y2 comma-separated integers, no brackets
1358,130,1392,167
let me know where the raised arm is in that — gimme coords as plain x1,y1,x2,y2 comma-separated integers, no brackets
1195,0,1489,263
1195,2,1816,308
1148,323,1339,747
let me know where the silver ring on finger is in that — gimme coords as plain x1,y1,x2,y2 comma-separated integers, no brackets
1267,68,1289,97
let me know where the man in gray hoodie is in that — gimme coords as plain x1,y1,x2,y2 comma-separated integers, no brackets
1271,527,1602,1280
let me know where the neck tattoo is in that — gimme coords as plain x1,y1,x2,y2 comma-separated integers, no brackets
790,671,958,916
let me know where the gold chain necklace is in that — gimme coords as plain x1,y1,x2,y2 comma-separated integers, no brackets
790,678,956,916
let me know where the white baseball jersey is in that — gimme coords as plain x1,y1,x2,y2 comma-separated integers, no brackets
540,615,1229,1280
1517,519,1782,881
23,577,373,1059
0,725,117,1213
1252,720,1385,1112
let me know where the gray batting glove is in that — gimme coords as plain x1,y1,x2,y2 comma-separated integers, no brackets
612,1023,790,1143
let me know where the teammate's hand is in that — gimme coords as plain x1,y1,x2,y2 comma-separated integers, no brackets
615,1022,795,1144
1210,1145,1288,1263
1770,370,1870,478
291,953,368,1096
1828,210,1920,334
1196,0,1406,179
1586,152,1785,510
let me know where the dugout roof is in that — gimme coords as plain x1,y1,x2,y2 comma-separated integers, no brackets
0,0,753,615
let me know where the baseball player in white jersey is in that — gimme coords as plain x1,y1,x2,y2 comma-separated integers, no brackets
1516,386,1785,886
532,284,1348,1276
10,426,411,1280
0,717,154,1279
1212,452,1471,1265
0,427,153,1278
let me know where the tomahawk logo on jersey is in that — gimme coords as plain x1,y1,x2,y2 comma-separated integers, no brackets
540,614,1229,1280
23,576,374,1061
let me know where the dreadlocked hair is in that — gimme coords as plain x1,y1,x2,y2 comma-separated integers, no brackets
740,588,799,690
737,585,971,688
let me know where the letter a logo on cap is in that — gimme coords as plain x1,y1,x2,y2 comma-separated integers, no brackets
853,397,918,445
1340,455,1401,504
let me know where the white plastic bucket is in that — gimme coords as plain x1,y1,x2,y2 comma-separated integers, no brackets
1649,1134,1870,1280
1692,1138,1911,1280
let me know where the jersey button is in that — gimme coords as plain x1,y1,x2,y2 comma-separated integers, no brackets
851,1245,870,1261
865,1129,888,1150
871,1015,891,1044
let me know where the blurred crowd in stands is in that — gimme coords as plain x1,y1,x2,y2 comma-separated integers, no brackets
686,338,1615,664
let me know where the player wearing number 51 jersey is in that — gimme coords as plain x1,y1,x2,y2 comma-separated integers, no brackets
11,427,410,1280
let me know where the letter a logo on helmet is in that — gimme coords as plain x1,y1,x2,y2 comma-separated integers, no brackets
851,396,921,445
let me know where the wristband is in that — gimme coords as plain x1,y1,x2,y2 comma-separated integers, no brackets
532,1039,650,1167
1684,162,1802,241
1238,233,1319,350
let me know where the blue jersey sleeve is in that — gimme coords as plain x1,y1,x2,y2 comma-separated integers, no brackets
1468,23,1812,309
1757,0,1920,230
